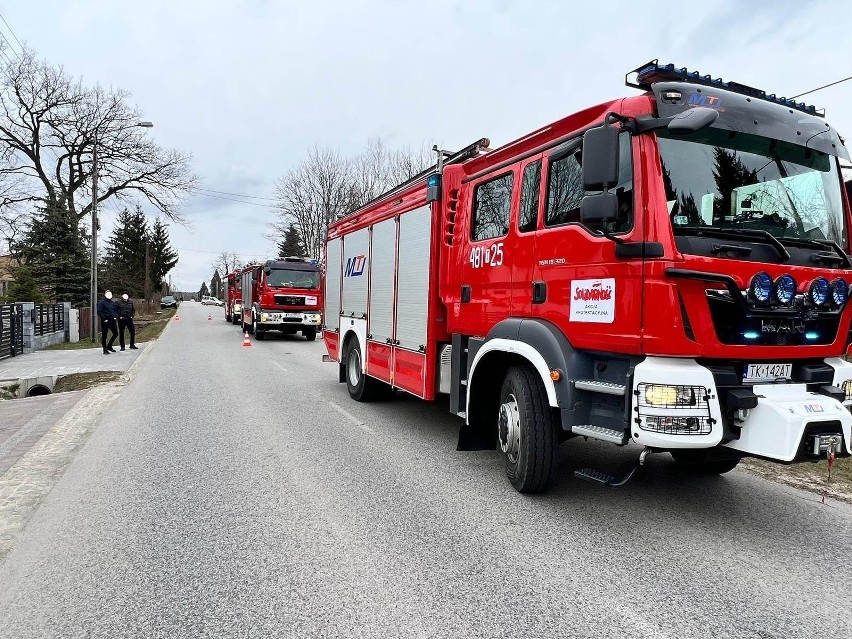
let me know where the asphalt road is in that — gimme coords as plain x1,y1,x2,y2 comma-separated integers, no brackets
1,301,851,638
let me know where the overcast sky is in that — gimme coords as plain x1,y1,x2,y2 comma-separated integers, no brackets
4,0,852,292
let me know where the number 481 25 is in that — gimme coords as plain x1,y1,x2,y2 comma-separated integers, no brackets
469,242,504,269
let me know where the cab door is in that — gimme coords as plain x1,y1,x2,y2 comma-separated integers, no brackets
510,155,544,317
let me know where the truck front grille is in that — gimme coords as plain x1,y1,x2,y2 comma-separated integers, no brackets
274,295,305,306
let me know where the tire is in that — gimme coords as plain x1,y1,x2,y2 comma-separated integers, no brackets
498,366,558,493
303,327,317,341
254,316,265,340
226,313,232,323
344,340,389,402
670,450,740,475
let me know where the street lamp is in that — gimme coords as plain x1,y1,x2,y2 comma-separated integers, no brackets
90,121,154,342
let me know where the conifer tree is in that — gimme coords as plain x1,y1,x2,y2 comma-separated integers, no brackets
101,205,149,297
149,216,178,293
278,224,305,257
17,198,90,305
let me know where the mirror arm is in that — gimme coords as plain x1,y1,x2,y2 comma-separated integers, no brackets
633,115,673,134
604,112,638,134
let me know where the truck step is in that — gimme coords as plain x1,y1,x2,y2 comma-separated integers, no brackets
571,424,627,445
574,468,617,486
573,379,627,396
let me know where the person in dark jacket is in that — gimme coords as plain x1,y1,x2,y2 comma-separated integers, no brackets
116,292,138,351
96,290,119,354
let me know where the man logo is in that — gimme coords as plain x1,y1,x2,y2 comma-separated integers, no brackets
344,255,366,277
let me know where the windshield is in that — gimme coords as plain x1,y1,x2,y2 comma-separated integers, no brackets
657,129,847,249
266,268,319,289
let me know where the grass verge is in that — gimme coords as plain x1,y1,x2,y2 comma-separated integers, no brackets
47,308,175,350
54,371,124,392
740,457,852,503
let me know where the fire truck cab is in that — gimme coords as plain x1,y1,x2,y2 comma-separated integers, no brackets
240,257,322,341
324,61,852,493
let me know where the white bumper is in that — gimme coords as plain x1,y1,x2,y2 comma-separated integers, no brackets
723,384,852,461
632,356,852,462
259,310,322,327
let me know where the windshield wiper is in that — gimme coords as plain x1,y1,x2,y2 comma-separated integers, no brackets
775,237,852,268
674,226,790,262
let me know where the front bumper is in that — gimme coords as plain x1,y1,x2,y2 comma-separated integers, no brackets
632,356,852,462
259,310,321,328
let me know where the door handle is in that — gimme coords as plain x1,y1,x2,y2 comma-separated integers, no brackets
532,281,547,304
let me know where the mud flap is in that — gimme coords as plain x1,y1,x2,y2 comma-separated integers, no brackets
457,422,496,451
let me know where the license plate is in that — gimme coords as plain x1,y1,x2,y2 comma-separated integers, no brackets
284,312,302,319
744,363,792,382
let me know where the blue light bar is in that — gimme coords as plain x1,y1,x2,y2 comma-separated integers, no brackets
805,332,819,340
626,60,823,117
743,331,760,340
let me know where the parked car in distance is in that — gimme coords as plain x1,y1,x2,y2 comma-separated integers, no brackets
201,295,224,306
160,295,178,309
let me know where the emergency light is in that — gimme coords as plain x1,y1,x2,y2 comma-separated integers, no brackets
626,60,822,117
426,173,441,203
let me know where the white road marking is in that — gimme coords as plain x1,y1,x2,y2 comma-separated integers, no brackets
328,401,375,434
273,361,288,373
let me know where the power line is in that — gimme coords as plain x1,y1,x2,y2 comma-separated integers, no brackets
0,12,23,54
792,75,852,99
189,191,277,208
191,187,277,201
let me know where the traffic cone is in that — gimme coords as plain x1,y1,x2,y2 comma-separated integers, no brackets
207,313,212,321
175,315,180,321
242,332,252,348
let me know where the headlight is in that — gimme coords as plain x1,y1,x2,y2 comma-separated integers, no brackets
773,274,796,306
842,379,852,401
808,277,829,307
644,384,698,407
830,278,848,307
749,272,772,304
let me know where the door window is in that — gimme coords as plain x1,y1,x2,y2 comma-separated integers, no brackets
471,172,514,242
545,132,633,232
519,160,542,233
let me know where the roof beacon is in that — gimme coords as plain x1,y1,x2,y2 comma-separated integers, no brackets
626,59,824,117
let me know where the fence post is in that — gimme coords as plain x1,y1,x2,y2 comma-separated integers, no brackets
20,301,34,354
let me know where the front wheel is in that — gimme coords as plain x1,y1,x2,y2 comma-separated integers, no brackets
670,450,740,475
498,366,558,493
225,313,232,323
303,327,317,341
254,316,265,340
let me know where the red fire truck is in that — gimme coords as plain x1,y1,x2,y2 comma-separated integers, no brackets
225,271,242,324
240,257,322,340
323,61,852,493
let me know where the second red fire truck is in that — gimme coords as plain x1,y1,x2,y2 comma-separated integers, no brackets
323,61,852,493
239,257,322,340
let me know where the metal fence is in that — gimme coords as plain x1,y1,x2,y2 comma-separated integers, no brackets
33,303,65,336
0,303,24,360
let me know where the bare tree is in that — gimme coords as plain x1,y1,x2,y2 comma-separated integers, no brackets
272,139,433,260
212,250,243,276
0,48,197,236
272,146,357,261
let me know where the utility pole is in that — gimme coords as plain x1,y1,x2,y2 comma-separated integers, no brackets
90,130,98,343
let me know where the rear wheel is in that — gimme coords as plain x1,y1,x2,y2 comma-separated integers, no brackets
344,340,389,402
671,450,740,475
303,327,317,341
498,366,558,493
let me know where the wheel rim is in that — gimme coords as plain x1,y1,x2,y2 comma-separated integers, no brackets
498,394,521,464
347,348,361,387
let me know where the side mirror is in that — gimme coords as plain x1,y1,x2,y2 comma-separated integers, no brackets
582,125,620,191
667,107,719,135
581,192,618,226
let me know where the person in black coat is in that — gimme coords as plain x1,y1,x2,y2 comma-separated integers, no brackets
116,293,138,351
96,290,119,354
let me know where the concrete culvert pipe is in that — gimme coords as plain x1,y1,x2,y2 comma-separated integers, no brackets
26,385,52,397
